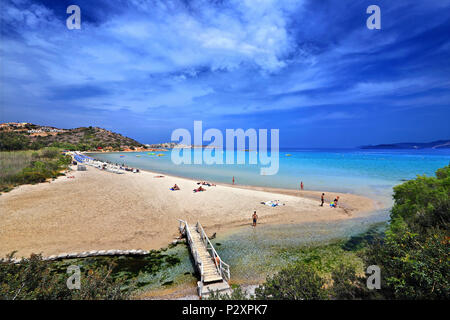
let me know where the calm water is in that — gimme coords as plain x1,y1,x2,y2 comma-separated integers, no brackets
87,148,450,286
89,148,450,205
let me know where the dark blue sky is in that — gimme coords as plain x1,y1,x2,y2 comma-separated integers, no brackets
1,0,449,147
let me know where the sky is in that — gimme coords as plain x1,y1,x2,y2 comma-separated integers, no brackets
1,0,449,147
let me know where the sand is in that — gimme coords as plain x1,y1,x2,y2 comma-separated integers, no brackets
0,165,378,258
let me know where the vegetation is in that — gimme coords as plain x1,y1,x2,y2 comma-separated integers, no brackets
364,165,450,299
0,253,129,300
0,125,144,151
0,148,72,193
254,263,329,299
0,248,183,300
210,165,450,300
0,132,31,151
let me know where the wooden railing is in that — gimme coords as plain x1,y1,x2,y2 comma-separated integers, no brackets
178,219,203,276
196,222,231,282
179,219,205,295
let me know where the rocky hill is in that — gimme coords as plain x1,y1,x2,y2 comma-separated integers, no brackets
0,123,145,151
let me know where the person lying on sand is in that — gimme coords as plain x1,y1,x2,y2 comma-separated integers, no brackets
197,181,216,187
194,186,206,192
261,200,284,207
170,184,180,191
154,175,165,178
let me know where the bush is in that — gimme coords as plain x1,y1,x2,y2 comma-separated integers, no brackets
254,263,328,300
365,226,449,300
390,165,449,233
40,147,60,159
329,264,372,300
364,165,450,299
0,132,31,151
20,170,47,184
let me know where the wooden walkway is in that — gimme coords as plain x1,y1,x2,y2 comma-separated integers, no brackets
178,220,231,298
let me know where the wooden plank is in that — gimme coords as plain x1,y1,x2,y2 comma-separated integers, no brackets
204,276,223,283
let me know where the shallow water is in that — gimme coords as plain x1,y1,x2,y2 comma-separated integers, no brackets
86,148,449,292
208,208,389,283
134,208,389,292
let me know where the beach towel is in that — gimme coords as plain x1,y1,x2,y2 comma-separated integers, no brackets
261,200,284,207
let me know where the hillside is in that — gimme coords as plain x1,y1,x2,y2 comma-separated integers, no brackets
0,123,145,151
360,139,450,150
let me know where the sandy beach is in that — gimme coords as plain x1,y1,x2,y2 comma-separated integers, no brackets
0,165,378,258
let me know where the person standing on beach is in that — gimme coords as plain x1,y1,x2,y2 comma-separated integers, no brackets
252,211,258,227
300,181,304,190
321,193,325,206
232,176,235,185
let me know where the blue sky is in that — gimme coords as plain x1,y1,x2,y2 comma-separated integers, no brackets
1,0,449,147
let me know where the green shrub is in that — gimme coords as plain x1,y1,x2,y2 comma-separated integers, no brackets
0,252,129,300
329,264,372,300
20,170,47,184
0,149,72,192
40,147,60,159
390,165,449,233
0,132,31,151
365,165,450,299
254,263,328,300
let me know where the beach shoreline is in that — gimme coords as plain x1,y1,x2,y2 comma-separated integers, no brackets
86,151,386,209
0,160,382,258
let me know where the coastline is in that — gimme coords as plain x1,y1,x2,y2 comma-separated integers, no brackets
0,159,381,258
86,151,386,208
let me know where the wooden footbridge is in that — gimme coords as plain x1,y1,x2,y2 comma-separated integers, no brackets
178,220,232,298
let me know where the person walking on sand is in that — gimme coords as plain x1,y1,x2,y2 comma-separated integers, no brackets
252,211,258,227
321,193,325,206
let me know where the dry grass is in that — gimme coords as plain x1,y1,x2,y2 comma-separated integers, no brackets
0,150,35,180
0,149,69,192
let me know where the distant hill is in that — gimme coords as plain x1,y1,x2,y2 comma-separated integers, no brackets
360,140,450,150
0,122,145,151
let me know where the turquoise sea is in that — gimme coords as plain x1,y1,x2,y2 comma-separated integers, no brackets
88,148,450,206
88,148,450,285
